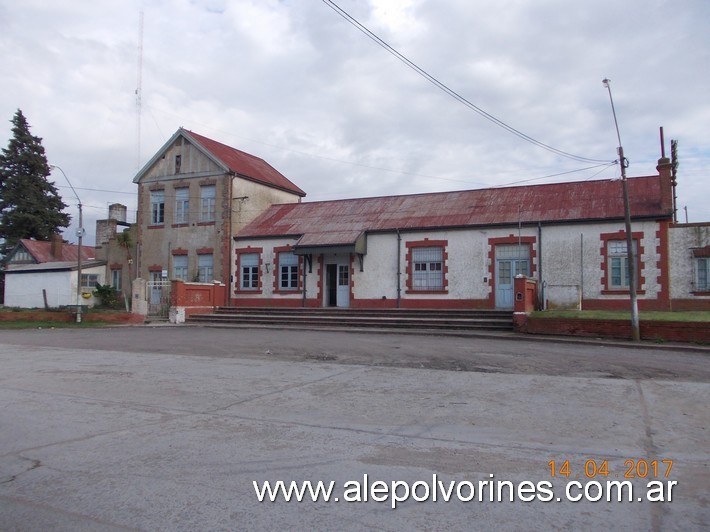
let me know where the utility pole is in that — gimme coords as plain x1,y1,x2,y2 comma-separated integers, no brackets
50,165,84,323
602,79,640,341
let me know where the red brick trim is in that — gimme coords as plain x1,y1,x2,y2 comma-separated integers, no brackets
487,235,537,308
148,184,165,191
405,239,449,294
234,247,263,294
272,244,302,294
196,247,213,255
147,225,164,230
109,263,123,270
148,264,163,272
599,231,645,294
199,178,217,186
172,248,188,256
172,183,190,189
171,223,189,229
196,221,216,227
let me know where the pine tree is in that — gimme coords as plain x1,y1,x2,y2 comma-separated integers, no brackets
0,110,70,255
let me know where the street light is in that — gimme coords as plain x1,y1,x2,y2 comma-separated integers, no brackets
49,165,85,323
602,79,640,341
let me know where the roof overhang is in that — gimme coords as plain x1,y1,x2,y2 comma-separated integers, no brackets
293,232,367,256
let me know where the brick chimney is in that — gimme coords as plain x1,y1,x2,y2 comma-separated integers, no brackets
657,157,673,216
51,234,63,260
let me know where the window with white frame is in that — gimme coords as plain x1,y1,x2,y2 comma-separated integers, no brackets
240,253,259,290
200,185,216,222
81,274,99,289
173,255,188,281
696,257,710,291
111,269,122,290
174,188,189,224
279,252,299,290
150,190,165,224
608,239,638,289
412,246,443,290
198,254,213,283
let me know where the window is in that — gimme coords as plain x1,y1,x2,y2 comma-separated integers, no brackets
696,257,710,291
173,255,188,281
111,269,121,290
279,252,299,290
175,154,182,174
608,240,638,289
81,274,99,289
198,254,213,283
10,249,31,263
412,246,443,290
240,253,259,290
200,185,216,222
150,190,165,224
175,188,189,224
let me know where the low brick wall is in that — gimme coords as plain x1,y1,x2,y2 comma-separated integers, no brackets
0,310,145,325
518,317,709,343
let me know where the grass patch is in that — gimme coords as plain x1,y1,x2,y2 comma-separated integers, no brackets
0,320,109,329
531,310,710,322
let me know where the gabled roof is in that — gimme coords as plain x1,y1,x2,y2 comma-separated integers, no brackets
9,239,96,264
5,260,106,274
237,175,671,249
134,128,305,197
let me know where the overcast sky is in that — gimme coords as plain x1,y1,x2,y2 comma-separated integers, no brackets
1,0,708,245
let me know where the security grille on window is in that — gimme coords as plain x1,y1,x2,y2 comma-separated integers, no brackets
198,254,213,283
173,255,188,281
200,185,216,222
80,274,99,288
241,253,259,289
608,240,638,289
279,252,299,290
412,246,443,290
175,188,189,224
150,191,164,224
696,257,710,291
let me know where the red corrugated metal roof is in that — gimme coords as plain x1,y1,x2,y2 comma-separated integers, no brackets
185,130,306,197
19,239,96,263
237,175,670,246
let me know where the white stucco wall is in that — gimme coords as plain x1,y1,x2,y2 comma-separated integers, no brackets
234,219,674,308
4,265,105,308
669,223,710,299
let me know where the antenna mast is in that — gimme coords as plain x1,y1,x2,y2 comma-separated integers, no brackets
135,10,144,171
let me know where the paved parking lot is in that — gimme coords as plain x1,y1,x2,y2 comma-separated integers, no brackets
0,327,708,530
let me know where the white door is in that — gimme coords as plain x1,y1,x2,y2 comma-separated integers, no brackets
495,244,530,309
336,264,350,308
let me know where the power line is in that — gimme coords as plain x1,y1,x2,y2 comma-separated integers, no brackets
321,0,610,165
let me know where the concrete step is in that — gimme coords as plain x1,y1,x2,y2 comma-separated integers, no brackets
187,307,513,332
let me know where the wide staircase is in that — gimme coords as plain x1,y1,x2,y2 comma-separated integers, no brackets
187,307,513,333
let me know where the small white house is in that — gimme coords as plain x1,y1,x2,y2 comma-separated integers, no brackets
4,261,106,308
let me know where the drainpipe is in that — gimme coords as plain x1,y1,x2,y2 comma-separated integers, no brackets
397,230,402,308
302,257,307,307
537,222,543,308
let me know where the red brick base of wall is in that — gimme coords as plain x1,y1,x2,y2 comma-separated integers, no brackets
517,317,709,343
0,311,145,325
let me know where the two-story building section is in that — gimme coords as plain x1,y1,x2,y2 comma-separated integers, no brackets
134,128,305,304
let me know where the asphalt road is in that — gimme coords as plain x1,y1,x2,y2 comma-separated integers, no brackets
0,326,708,531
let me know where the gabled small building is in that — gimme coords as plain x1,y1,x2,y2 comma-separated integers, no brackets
233,157,710,310
3,236,105,308
133,128,305,302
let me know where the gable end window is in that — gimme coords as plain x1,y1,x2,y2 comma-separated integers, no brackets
175,188,189,224
150,191,165,225
200,185,216,222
